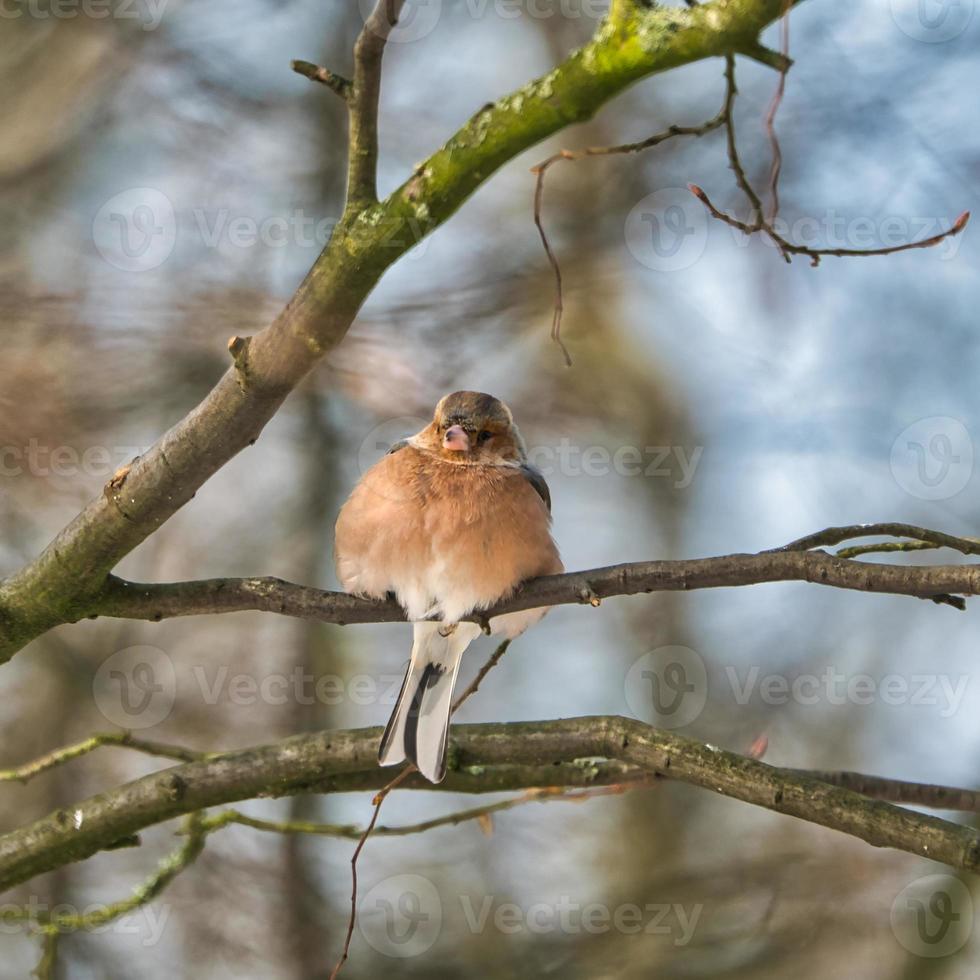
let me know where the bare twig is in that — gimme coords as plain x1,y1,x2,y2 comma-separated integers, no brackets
691,49,971,264
720,55,765,226
199,781,645,842
331,638,514,978
452,639,512,712
530,69,731,365
0,731,207,783
835,540,942,560
329,763,415,980
769,522,979,609
773,522,980,555
10,813,208,972
763,0,792,223
291,59,352,100
531,167,571,366
693,181,969,264
31,930,57,980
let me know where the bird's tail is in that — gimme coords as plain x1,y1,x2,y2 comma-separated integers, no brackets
379,621,481,782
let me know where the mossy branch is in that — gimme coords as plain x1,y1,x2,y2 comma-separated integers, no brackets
1,716,978,897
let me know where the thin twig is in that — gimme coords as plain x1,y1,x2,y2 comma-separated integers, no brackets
720,55,765,227
11,813,208,971
198,780,646,841
291,59,352,100
329,638,515,978
764,0,792,223
31,930,57,980
770,522,978,611
452,639,511,712
530,67,731,366
531,171,571,366
693,182,969,265
0,731,207,783
773,522,980,556
329,763,415,980
834,540,941,560
692,50,971,264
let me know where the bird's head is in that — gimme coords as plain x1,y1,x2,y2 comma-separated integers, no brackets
415,390,526,465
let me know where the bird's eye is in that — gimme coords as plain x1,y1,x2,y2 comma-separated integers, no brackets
477,430,493,445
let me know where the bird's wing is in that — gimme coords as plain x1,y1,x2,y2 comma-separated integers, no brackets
519,462,552,513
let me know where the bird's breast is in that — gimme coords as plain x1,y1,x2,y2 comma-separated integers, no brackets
335,447,560,623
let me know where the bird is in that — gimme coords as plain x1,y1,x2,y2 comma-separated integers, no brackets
334,391,562,783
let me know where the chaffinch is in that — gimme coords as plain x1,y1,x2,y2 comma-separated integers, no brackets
335,391,562,782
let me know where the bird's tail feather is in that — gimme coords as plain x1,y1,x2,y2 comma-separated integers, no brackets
379,621,480,782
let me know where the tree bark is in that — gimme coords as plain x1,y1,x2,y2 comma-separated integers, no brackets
1,716,978,894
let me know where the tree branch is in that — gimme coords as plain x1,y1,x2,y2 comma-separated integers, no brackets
346,0,405,208
2,717,979,895
84,531,979,629
689,51,970,263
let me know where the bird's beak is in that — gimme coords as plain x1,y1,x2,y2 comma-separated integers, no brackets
442,425,470,452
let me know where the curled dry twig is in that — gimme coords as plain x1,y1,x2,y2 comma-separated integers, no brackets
531,84,731,365
691,33,970,263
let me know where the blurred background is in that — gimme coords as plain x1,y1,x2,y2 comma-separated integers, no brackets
1,0,978,976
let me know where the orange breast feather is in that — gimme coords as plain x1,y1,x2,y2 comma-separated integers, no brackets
335,445,561,619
